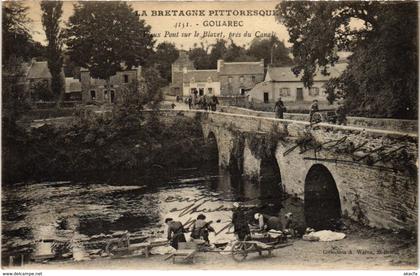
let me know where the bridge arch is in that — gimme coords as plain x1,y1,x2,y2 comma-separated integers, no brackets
259,153,283,211
205,131,219,167
304,164,341,230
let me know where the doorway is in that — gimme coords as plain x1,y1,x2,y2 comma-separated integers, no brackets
263,92,269,103
296,88,303,102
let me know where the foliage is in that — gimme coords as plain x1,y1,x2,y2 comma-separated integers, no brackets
154,42,179,85
276,2,418,119
3,113,211,184
2,2,45,61
31,81,54,101
188,44,211,69
208,39,228,68
188,37,291,69
41,1,64,99
142,67,165,108
248,36,293,66
65,1,155,80
2,56,31,128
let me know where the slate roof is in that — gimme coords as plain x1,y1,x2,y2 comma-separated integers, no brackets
219,61,264,75
173,51,195,69
183,70,219,83
266,63,347,82
27,61,52,79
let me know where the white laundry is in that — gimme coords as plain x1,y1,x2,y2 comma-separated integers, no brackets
304,230,346,242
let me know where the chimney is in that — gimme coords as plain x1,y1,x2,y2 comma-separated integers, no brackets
217,59,224,72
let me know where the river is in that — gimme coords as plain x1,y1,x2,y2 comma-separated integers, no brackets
2,167,304,265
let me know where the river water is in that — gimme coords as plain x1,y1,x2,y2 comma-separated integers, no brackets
2,167,304,265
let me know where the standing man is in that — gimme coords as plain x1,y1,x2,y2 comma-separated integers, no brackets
165,218,186,249
187,96,193,110
232,202,250,241
336,102,347,126
210,95,219,111
274,97,286,119
309,99,319,123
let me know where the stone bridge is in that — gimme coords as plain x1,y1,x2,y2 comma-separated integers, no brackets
147,109,417,232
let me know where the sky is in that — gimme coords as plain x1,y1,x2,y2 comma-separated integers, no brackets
24,0,291,50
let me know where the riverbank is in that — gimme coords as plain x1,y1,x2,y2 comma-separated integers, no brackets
21,221,417,270
3,109,214,184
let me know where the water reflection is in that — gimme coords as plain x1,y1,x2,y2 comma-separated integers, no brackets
2,167,304,265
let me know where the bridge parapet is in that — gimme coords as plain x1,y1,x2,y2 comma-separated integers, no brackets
219,105,418,134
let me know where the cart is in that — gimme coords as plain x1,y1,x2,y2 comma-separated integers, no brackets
231,231,292,262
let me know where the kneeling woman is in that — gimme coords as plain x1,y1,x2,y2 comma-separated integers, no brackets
190,214,215,244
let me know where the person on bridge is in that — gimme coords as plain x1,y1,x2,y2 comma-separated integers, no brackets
309,99,319,123
165,218,187,249
254,213,283,231
190,214,215,244
336,103,347,126
232,202,250,241
274,97,286,119
187,96,193,109
209,95,219,111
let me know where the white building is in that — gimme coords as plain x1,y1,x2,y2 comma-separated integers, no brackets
182,69,220,97
247,63,347,104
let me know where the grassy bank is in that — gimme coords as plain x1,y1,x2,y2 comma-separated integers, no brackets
3,109,213,184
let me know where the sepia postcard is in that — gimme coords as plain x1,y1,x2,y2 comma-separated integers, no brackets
1,0,418,272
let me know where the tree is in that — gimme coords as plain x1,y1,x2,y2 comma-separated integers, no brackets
2,2,44,61
208,39,228,68
276,2,418,119
32,81,54,101
41,1,64,101
154,42,179,85
2,56,31,129
188,43,211,69
223,40,255,62
247,36,293,67
65,2,155,82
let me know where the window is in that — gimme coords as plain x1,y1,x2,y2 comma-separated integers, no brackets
124,75,129,83
280,88,290,97
207,88,213,94
252,76,256,82
104,90,109,100
239,76,244,83
90,90,96,100
309,87,320,96
240,88,246,95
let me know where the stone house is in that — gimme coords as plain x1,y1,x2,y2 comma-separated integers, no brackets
172,52,264,97
217,59,265,96
171,50,195,96
182,70,220,97
80,67,143,104
25,60,65,100
247,63,347,104
64,77,82,101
